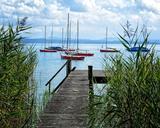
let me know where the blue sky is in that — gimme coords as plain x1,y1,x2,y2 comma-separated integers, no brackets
0,0,160,39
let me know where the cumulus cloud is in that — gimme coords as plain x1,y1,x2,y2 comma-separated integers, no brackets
75,0,99,12
136,0,160,14
0,0,160,39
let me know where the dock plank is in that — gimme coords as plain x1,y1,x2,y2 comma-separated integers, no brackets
37,70,104,128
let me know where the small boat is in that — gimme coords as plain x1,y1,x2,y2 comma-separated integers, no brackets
63,13,76,52
75,20,94,56
60,13,79,60
40,26,57,53
66,20,94,56
40,49,57,52
128,47,150,52
45,47,75,52
61,54,85,60
100,48,119,52
62,47,76,52
65,49,75,51
100,27,119,52
74,52,94,56
65,50,94,56
43,25,64,52
45,28,67,51
45,46,65,51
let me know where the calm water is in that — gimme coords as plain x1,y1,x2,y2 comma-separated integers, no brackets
26,42,160,99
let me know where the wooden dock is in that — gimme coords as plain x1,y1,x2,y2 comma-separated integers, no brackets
37,69,105,128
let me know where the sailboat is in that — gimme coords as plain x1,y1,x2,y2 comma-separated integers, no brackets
100,27,119,52
57,28,66,51
61,13,84,60
56,27,75,51
128,24,150,52
128,47,149,52
40,25,57,52
44,25,65,51
64,17,75,52
61,54,85,60
66,20,94,56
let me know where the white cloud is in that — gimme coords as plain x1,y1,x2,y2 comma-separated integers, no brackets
97,0,126,9
32,0,45,7
95,0,136,10
141,0,160,14
140,10,160,24
0,0,160,39
17,3,40,15
75,0,99,12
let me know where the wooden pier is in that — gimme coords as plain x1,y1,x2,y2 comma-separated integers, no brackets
37,61,105,128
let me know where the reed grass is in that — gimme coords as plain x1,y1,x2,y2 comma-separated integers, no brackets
0,18,37,128
89,22,160,128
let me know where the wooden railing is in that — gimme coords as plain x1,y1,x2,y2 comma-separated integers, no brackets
45,60,75,94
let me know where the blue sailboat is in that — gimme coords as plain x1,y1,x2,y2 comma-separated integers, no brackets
128,46,150,52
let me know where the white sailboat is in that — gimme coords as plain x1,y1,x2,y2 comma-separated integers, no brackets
45,25,65,51
61,13,84,60
40,25,57,52
100,27,119,52
66,20,94,56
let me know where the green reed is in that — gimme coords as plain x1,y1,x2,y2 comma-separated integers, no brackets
0,18,37,128
89,22,160,128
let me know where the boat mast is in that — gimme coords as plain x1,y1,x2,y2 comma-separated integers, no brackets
69,21,72,49
106,27,108,49
51,24,53,46
62,28,64,48
44,25,46,48
77,20,79,51
66,13,69,49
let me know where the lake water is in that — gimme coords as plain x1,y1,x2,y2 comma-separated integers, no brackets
26,42,160,100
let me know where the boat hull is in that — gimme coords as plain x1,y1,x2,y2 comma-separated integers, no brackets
61,55,84,60
64,49,75,51
45,47,63,51
128,47,150,52
40,49,57,52
56,49,75,52
65,51,94,56
100,49,119,52
44,47,75,52
75,53,94,56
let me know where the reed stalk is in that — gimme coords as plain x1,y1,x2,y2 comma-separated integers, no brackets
0,18,37,128
89,22,160,128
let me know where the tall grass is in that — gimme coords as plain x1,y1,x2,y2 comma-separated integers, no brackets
0,18,37,128
89,23,160,128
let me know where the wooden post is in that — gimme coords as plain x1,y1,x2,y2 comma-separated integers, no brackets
66,60,71,76
88,65,94,120
88,65,93,90
48,82,51,95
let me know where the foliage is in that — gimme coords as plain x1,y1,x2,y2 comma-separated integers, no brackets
89,23,160,128
118,20,150,50
0,18,37,128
